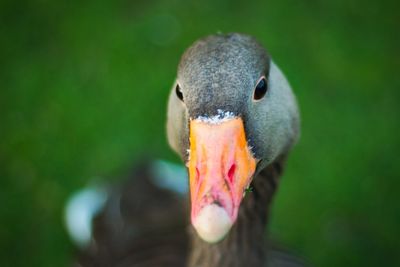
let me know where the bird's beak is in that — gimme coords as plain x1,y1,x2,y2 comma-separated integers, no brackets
187,117,257,243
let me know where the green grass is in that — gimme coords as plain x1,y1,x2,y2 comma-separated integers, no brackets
1,0,399,266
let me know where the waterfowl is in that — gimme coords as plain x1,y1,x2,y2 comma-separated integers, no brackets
74,33,302,267
167,33,300,267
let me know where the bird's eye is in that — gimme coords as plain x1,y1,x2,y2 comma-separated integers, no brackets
175,84,184,102
253,77,268,101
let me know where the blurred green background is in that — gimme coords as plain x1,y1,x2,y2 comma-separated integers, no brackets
1,0,399,266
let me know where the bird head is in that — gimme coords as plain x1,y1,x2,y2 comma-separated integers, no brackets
167,33,300,243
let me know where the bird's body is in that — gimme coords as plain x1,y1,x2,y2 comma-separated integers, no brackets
76,160,305,267
74,33,305,267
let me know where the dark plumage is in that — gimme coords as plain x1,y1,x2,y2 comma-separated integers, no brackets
76,162,189,267
76,160,306,267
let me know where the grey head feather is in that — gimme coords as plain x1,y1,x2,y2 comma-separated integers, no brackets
167,33,300,165
178,33,269,118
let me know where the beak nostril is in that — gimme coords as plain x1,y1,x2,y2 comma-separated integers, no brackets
196,167,200,182
227,164,236,183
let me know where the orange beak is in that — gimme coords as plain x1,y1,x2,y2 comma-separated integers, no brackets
187,117,257,243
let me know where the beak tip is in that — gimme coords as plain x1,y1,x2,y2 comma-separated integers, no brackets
192,204,233,243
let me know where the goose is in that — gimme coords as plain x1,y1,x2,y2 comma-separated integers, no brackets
73,33,303,267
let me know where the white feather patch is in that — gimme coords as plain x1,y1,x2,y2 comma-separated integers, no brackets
195,109,236,124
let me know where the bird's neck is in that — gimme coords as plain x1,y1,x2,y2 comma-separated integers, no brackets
187,158,285,267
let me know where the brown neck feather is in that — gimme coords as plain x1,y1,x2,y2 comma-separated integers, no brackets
187,157,285,267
